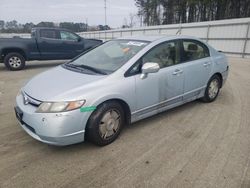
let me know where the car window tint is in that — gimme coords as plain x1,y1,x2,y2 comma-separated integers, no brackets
182,40,209,62
142,41,180,69
40,30,57,39
60,31,78,41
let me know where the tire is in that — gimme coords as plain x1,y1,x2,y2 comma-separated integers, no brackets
4,52,25,71
86,101,125,146
201,74,221,103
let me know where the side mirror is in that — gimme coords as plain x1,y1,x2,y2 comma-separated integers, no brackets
140,62,160,79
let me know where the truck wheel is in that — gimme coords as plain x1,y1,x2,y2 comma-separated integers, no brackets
4,52,25,71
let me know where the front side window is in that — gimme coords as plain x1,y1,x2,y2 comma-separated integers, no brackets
40,30,58,39
142,41,180,68
60,31,78,41
126,40,180,76
64,40,149,74
182,40,210,62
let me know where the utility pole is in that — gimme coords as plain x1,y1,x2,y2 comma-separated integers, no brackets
85,18,88,31
104,0,107,27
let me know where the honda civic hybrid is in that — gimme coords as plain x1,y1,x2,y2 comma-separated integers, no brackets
15,35,229,146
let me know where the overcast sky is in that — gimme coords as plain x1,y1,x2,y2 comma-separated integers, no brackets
0,0,138,28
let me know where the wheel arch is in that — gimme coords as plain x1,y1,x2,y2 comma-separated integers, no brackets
212,72,223,88
95,98,131,126
1,48,27,60
84,97,132,142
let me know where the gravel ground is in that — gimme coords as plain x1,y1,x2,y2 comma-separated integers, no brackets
0,57,250,188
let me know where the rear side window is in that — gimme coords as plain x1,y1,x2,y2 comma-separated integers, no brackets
182,40,210,62
40,30,58,39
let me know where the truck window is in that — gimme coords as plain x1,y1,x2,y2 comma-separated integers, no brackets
60,31,78,41
40,30,58,39
31,30,36,38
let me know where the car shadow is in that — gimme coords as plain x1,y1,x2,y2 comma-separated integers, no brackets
45,99,206,153
123,99,202,132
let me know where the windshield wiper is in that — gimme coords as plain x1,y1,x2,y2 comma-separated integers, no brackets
64,63,77,68
76,64,108,75
64,63,107,75
63,63,92,74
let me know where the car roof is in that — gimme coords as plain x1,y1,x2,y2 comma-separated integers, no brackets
118,35,202,42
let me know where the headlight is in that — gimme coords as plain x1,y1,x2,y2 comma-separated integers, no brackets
36,100,85,113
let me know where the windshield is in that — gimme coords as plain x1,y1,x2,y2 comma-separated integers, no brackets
64,40,149,74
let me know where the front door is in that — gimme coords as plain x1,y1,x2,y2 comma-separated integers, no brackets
37,29,64,59
58,30,85,59
131,40,184,120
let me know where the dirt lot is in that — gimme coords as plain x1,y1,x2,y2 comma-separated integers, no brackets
0,57,250,188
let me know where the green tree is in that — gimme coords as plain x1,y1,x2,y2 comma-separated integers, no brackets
36,22,55,28
135,0,250,25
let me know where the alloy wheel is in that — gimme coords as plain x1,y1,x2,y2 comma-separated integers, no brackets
9,56,22,68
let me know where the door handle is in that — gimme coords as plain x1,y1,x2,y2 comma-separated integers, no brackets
203,62,211,67
172,69,183,75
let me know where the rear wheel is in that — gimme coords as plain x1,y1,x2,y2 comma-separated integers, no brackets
86,101,125,146
201,75,221,102
4,52,25,71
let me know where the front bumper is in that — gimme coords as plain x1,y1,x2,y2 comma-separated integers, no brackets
15,94,92,146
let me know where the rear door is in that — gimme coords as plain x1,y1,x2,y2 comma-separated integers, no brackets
180,39,212,101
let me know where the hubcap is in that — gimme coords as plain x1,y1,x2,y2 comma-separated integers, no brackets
9,56,21,68
208,79,219,99
99,109,121,140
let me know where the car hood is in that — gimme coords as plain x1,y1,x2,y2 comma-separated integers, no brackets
23,66,106,101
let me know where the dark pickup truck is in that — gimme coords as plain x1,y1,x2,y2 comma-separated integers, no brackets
0,27,102,70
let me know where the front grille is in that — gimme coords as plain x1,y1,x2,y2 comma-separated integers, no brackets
29,102,39,107
22,92,41,107
15,109,37,134
23,122,36,134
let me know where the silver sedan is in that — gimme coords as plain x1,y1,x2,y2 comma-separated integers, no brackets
15,35,229,146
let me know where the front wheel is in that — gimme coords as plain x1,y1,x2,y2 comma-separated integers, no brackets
201,75,221,102
4,52,25,71
86,102,125,146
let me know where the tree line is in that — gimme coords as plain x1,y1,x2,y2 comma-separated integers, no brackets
135,0,250,26
0,20,111,33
